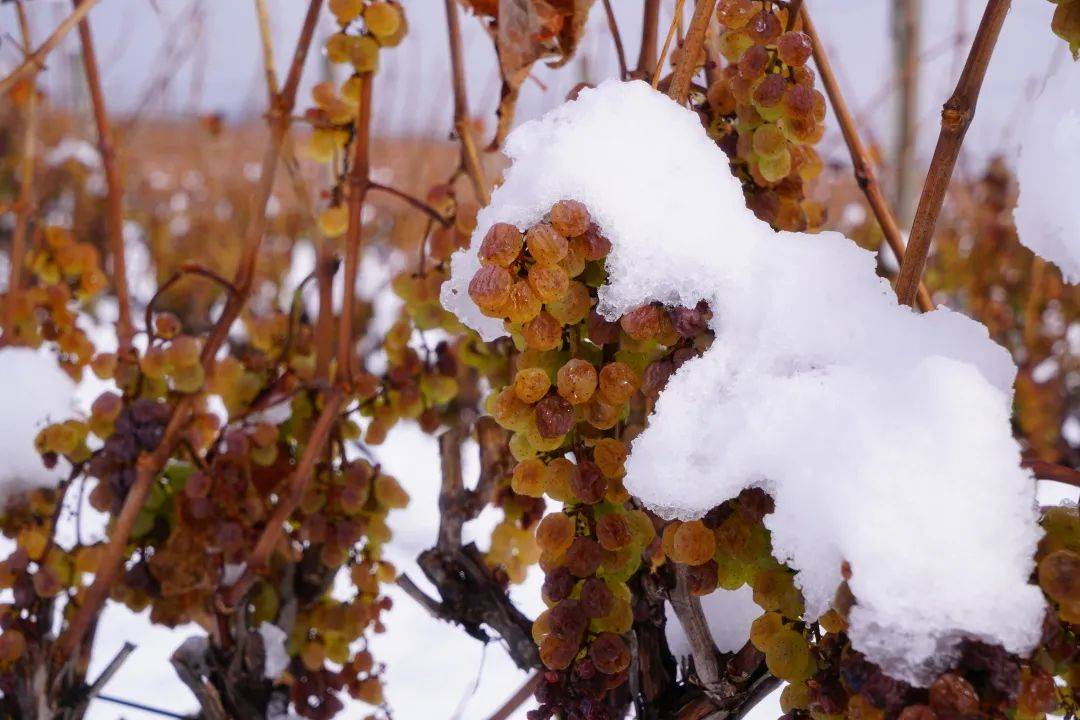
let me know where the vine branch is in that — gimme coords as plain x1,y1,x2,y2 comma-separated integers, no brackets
0,0,102,96
801,4,934,312
668,0,715,104
894,0,1011,307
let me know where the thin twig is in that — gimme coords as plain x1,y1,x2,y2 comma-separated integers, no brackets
1025,460,1080,488
85,642,136,698
894,0,1011,307
219,390,345,609
801,5,934,312
1,2,37,345
95,694,192,719
144,265,236,343
786,0,804,31
0,0,102,96
653,0,686,90
602,0,629,80
670,565,722,694
54,0,326,663
335,73,374,383
445,0,490,205
74,0,134,353
636,0,661,78
369,182,452,227
486,672,542,720
668,0,714,104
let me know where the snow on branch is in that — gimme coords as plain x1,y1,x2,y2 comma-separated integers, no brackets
441,80,1046,685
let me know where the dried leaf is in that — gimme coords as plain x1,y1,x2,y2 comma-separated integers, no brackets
487,0,596,148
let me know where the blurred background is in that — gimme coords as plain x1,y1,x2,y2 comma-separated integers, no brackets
0,1,1076,718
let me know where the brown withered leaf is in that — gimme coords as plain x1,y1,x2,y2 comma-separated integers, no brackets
460,0,595,150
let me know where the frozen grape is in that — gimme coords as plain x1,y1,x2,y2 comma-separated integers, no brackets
468,264,512,314
592,438,628,478
528,264,570,303
514,368,551,404
550,199,591,237
523,311,564,351
596,512,631,551
777,31,813,67
557,359,598,405
478,222,523,267
590,632,630,675
536,512,575,554
547,281,591,326
504,281,542,323
671,520,717,566
525,222,568,266
512,458,547,498
569,460,606,505
597,362,638,405
565,537,602,577
535,394,575,438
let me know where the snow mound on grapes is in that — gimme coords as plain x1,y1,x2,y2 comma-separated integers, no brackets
0,347,76,502
440,79,1045,685
1015,62,1080,283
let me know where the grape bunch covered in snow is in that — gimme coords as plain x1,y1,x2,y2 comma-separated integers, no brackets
442,79,1077,717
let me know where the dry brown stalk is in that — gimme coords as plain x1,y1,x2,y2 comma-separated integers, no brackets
0,0,102,96
894,0,1011,307
802,6,934,312
74,0,134,352
668,0,715,104
602,0,629,79
219,390,346,608
445,0,491,205
335,74,374,383
636,0,661,78
1025,460,1080,488
653,0,687,89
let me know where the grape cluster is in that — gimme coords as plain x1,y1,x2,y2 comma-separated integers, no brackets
466,200,727,715
706,0,826,232
2,226,103,375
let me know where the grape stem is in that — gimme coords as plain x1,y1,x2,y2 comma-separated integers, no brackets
336,72,374,384
445,0,491,205
1025,460,1080,489
668,0,716,104
53,0,327,667
0,0,102,96
74,0,134,355
486,672,543,720
602,0,630,80
399,420,542,670
653,0,686,90
894,0,1012,308
671,565,723,691
636,0,662,78
801,5,935,312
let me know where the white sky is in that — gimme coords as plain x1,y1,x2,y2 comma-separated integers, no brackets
0,0,1064,165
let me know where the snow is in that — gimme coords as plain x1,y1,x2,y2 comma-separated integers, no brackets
259,622,291,679
441,80,1045,685
665,586,761,658
1015,60,1080,283
0,347,76,503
